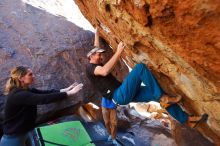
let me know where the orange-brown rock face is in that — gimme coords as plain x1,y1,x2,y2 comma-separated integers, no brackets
75,0,220,144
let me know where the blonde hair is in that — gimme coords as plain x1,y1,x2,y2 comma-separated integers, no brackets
4,66,28,95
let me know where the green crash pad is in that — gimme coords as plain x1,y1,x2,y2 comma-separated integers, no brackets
36,121,95,146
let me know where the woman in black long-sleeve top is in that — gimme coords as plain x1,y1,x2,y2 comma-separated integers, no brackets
0,66,83,146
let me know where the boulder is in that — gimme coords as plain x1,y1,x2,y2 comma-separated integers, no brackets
75,0,220,144
0,0,128,125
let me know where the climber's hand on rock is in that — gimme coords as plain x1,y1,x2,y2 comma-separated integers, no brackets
116,42,125,55
95,27,98,33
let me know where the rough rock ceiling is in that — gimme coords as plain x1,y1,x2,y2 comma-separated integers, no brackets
74,0,220,144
